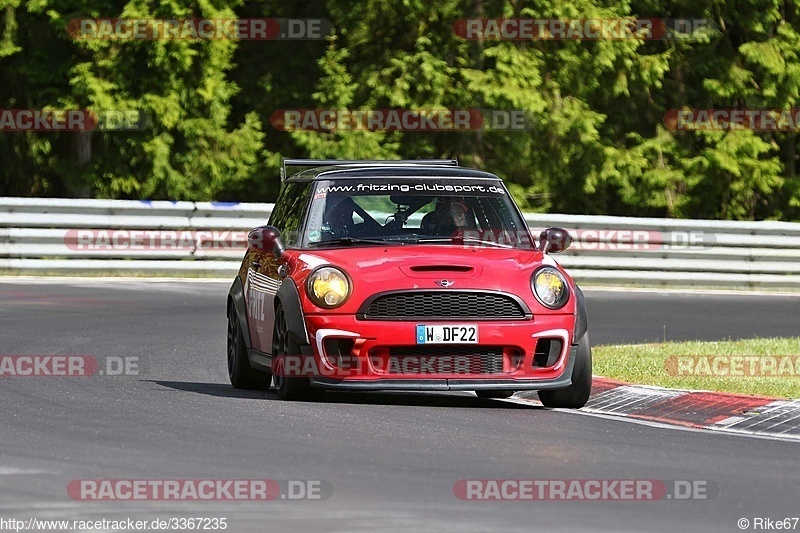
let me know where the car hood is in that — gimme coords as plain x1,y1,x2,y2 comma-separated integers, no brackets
293,245,565,307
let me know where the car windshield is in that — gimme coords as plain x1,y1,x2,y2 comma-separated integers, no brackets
301,178,535,248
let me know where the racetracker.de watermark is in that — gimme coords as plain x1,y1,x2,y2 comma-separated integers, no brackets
67,18,333,40
62,228,714,252
527,228,715,251
665,356,800,377
665,109,800,131
394,228,713,250
270,109,534,131
272,354,505,379
64,230,249,251
68,479,332,500
0,109,147,131
453,479,718,500
0,355,141,377
452,18,716,41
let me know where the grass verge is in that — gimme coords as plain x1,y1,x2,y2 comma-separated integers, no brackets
593,337,800,399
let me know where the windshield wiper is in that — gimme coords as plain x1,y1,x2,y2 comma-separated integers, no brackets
414,237,515,248
308,237,403,247
460,237,515,248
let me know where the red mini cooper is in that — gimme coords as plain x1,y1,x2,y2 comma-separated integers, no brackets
226,159,590,407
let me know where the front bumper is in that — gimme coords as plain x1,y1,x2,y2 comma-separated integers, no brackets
310,344,577,391
299,314,577,392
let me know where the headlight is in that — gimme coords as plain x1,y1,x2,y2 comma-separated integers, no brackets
532,267,569,309
307,267,351,308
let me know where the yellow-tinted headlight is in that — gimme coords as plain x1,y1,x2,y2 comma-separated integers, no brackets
307,267,351,308
532,267,569,309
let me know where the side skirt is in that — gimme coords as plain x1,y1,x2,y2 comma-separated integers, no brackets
247,348,273,373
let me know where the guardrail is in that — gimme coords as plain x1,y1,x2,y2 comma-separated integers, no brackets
524,213,800,288
2,197,800,288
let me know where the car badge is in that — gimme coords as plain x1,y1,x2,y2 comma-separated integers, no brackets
435,279,455,288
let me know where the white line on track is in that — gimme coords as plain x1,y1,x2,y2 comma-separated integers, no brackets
500,396,800,444
0,467,48,475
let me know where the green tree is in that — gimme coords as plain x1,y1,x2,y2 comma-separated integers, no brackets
1,0,264,200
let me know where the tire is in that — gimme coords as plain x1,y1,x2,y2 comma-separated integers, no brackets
227,303,270,390
272,304,325,402
538,333,592,408
475,390,515,399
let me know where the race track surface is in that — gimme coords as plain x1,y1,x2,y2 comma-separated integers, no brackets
1,280,798,532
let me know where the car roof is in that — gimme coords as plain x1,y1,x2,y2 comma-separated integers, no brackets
285,164,502,182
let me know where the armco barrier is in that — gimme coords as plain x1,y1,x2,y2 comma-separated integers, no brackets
523,213,800,287
1,197,800,287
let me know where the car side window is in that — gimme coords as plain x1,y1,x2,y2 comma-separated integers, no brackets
268,181,312,247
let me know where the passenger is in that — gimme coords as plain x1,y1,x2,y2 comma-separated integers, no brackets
421,198,469,236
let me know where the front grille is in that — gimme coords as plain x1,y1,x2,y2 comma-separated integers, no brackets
382,345,505,374
360,291,528,320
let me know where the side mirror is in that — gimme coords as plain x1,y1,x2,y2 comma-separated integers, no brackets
248,225,285,259
538,227,572,254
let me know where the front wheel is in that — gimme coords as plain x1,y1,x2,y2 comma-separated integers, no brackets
538,333,592,408
272,304,325,402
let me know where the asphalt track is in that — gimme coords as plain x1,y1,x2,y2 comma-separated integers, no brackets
1,279,799,533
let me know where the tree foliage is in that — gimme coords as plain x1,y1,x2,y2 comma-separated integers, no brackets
0,0,798,220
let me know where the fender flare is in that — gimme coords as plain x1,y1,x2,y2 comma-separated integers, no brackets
573,284,589,346
228,276,252,350
276,278,310,345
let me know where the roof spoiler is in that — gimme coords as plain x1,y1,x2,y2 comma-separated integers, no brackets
281,158,459,180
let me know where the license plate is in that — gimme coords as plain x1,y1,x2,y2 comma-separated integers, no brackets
416,324,478,344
